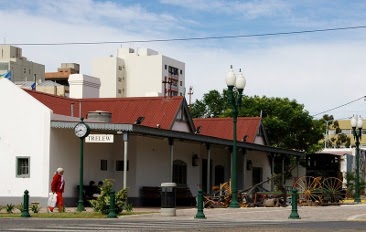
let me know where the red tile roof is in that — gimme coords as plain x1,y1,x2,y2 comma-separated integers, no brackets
24,89,184,130
193,117,262,143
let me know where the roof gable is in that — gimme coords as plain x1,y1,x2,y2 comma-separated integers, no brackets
0,78,52,113
193,117,263,143
24,89,194,131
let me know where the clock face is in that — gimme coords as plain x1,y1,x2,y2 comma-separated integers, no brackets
74,123,89,138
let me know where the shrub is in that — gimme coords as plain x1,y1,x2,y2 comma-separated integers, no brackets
90,179,128,215
125,203,133,212
6,204,15,214
30,203,41,213
15,203,23,212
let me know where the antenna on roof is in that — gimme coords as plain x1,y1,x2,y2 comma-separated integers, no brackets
188,86,194,106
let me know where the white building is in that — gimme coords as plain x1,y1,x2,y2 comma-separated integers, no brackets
68,74,101,99
91,47,185,98
0,78,302,207
0,45,45,83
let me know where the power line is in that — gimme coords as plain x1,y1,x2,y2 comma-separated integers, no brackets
8,25,366,46
311,96,366,117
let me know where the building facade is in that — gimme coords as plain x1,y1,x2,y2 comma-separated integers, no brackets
326,119,366,148
0,45,45,83
91,47,185,98
45,63,80,86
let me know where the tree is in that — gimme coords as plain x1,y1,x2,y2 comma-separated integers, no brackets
190,90,227,118
321,115,351,148
190,90,324,154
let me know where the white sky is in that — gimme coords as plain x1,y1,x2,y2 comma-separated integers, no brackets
1,0,366,119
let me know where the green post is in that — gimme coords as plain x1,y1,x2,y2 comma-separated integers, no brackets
108,191,118,218
195,189,206,219
226,66,245,208
354,127,361,203
77,137,85,212
289,189,301,219
21,190,30,218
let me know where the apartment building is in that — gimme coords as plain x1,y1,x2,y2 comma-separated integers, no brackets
45,63,80,86
0,45,45,83
91,47,185,98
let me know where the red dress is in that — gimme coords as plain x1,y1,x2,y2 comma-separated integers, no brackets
50,172,65,211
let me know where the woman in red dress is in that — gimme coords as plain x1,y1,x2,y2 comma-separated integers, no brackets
49,168,65,212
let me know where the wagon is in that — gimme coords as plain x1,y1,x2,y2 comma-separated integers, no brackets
294,176,346,205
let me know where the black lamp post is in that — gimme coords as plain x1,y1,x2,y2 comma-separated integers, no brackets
225,65,246,208
350,115,363,203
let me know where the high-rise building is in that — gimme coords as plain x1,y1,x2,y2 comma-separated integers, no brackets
0,45,45,83
45,63,80,86
91,47,185,98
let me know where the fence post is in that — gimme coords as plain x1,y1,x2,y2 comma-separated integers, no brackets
288,189,301,219
21,190,30,218
194,189,206,219
107,191,118,218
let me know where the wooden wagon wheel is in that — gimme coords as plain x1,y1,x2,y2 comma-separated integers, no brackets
294,176,323,205
322,177,345,204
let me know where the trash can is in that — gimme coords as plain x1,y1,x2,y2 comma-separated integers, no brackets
161,182,176,216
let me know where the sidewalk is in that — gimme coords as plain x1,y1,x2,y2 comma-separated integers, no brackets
41,203,366,222
121,203,366,222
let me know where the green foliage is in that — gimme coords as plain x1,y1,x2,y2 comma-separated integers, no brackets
89,179,128,215
124,203,133,212
345,172,355,190
15,203,23,212
190,90,228,118
0,205,4,212
344,172,366,192
30,203,41,213
6,204,15,213
190,90,324,153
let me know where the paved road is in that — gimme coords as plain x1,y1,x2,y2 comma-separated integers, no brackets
1,219,366,232
1,204,366,231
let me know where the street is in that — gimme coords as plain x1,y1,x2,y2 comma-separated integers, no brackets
1,204,366,231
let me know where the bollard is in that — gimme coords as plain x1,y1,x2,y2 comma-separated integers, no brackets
194,189,206,219
21,190,30,218
107,191,118,218
288,189,300,219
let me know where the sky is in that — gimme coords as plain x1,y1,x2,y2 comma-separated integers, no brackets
1,0,366,120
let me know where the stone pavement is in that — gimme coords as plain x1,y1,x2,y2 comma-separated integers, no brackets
53,203,366,222
123,204,366,222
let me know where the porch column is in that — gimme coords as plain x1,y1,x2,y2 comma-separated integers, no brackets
243,150,247,190
123,132,128,189
296,156,299,181
169,138,174,182
282,155,285,185
271,154,275,191
206,143,211,194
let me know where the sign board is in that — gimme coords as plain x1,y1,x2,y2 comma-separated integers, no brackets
85,134,114,143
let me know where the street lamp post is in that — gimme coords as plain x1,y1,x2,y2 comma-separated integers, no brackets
225,65,246,208
350,115,363,203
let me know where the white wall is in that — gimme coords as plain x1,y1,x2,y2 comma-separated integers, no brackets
0,78,51,199
134,136,203,197
91,57,126,98
92,47,186,98
68,74,101,99
123,53,164,97
246,151,272,190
